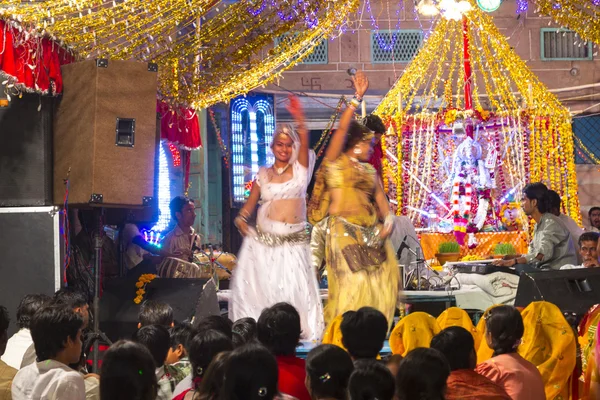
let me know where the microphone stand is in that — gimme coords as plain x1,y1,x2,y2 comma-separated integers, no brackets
399,235,439,291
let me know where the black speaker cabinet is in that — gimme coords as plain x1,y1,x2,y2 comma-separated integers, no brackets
100,277,209,341
0,94,54,206
515,268,600,316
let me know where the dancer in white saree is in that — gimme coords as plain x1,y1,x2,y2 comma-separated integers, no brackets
229,96,324,341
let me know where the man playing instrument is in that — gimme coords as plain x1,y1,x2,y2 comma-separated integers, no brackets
161,196,202,262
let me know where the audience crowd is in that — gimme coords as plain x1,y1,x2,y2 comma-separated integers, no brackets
1,285,588,400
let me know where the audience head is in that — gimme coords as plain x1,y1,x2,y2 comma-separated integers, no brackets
257,302,301,356
219,342,279,400
547,190,562,216
232,317,257,348
31,304,83,364
522,182,550,216
196,315,233,339
430,326,476,371
195,351,231,400
138,300,174,328
348,359,395,400
485,305,524,356
132,324,171,368
53,287,89,328
100,340,158,400
166,323,194,364
170,196,195,227
189,329,233,379
579,231,600,267
395,347,450,400
0,306,9,355
343,121,374,162
305,344,354,400
589,207,600,230
16,294,51,330
340,307,388,359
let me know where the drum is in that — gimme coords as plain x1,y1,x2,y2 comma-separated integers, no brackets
194,251,237,280
158,257,212,279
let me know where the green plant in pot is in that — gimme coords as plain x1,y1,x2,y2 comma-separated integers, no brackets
436,241,461,265
493,243,517,259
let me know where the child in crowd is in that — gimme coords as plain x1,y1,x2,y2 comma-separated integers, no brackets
231,317,257,348
132,325,185,400
395,347,450,400
305,344,354,400
99,340,157,400
348,359,395,400
340,307,388,361
138,300,174,328
167,323,194,376
12,305,86,400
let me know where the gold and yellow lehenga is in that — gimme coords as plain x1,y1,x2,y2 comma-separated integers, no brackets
309,153,399,329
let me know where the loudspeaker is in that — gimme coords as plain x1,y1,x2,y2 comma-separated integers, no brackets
0,94,54,206
514,268,600,316
100,277,212,341
54,59,158,207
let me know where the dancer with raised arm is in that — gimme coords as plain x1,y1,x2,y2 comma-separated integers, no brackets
229,95,324,342
309,71,399,329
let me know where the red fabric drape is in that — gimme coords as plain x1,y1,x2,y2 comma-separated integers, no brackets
157,100,202,150
0,20,75,94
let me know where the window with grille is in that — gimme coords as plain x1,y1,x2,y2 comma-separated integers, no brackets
274,35,328,64
573,115,600,164
370,30,423,63
541,29,593,61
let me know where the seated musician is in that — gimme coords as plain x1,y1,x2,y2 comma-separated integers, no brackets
492,183,577,273
161,196,202,262
122,221,167,278
560,232,600,270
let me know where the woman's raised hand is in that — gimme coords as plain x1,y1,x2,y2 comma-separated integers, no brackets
352,70,369,99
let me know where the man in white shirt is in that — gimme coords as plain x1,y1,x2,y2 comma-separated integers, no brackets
122,222,166,278
589,207,600,233
561,232,600,270
1,294,50,370
12,304,85,400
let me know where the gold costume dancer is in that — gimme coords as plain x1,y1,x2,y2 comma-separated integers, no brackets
309,71,399,329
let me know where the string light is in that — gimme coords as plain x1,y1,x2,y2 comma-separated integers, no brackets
153,141,172,232
375,0,582,228
0,0,360,109
168,143,181,167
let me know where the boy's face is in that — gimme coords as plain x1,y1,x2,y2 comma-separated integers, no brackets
165,344,185,364
65,329,83,365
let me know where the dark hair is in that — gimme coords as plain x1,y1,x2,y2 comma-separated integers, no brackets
547,190,562,213
219,342,278,400
196,315,233,339
17,294,51,329
53,287,88,309
132,324,171,368
138,300,174,327
194,351,231,400
395,348,450,400
362,114,386,135
306,344,354,400
343,120,373,152
430,326,475,371
485,305,524,356
341,307,388,359
170,196,193,220
523,182,550,214
189,329,233,379
100,340,158,400
257,302,301,356
169,323,194,352
232,317,257,348
589,207,600,218
0,306,9,333
580,231,600,247
31,304,84,361
348,359,395,400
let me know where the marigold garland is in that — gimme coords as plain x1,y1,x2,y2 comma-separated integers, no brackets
134,274,158,304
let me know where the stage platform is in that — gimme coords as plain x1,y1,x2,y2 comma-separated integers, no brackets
296,340,392,359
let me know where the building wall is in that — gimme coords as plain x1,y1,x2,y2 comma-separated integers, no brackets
268,0,600,115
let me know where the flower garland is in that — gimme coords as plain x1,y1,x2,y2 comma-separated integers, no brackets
134,274,158,304
500,202,521,230
451,173,472,245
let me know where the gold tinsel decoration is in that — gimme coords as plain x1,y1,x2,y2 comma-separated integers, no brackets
532,0,600,45
375,0,581,227
0,0,359,108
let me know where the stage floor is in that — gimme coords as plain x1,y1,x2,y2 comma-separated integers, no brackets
296,340,392,358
